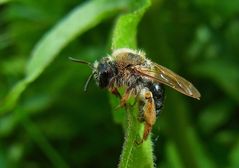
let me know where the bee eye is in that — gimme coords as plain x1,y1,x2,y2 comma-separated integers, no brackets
96,61,117,88
99,71,110,88
101,71,108,77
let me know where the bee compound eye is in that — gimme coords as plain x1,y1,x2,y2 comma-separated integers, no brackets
99,71,110,88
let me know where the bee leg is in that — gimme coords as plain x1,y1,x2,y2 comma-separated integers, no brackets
120,87,134,107
141,89,156,141
109,87,121,98
114,89,132,110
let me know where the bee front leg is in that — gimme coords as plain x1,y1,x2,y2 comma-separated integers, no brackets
140,89,156,141
109,87,121,98
114,88,132,110
119,89,132,107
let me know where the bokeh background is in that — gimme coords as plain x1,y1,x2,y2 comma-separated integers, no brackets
0,0,239,167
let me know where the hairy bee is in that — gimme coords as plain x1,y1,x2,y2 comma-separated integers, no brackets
69,48,200,141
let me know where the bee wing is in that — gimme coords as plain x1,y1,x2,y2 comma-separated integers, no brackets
134,63,201,99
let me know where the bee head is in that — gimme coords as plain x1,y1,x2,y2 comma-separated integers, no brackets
94,57,117,88
69,56,117,91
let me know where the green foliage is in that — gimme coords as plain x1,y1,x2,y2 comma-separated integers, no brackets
0,0,10,5
192,60,239,102
0,0,239,167
0,0,129,114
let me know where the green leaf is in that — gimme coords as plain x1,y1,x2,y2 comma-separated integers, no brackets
111,1,149,49
110,0,154,167
0,0,11,4
0,0,129,114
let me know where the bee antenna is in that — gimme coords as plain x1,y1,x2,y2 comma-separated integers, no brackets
68,57,93,69
84,72,94,92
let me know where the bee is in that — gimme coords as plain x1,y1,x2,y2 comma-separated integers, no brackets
69,48,200,142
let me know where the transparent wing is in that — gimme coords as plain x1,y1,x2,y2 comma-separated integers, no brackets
133,63,201,99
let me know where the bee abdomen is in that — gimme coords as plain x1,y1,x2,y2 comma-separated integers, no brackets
147,82,164,116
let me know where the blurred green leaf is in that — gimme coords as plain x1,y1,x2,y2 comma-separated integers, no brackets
165,141,184,168
0,113,18,137
229,138,239,168
0,80,28,114
0,0,11,4
7,143,23,164
25,0,127,82
215,130,238,145
0,0,129,114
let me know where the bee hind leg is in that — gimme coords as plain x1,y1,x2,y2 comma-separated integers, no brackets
140,89,156,141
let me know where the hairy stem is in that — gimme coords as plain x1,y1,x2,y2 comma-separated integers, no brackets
110,0,155,167
118,104,154,168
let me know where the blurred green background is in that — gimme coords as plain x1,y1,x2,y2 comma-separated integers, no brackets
0,0,239,167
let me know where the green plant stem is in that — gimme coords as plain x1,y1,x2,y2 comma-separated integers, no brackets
118,105,154,168
110,0,155,167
